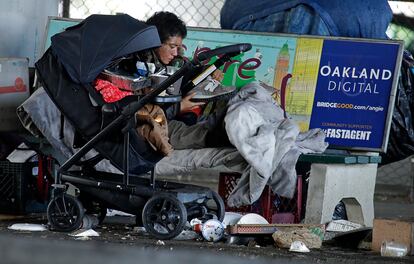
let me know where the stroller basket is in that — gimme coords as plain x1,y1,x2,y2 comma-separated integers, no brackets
99,69,152,92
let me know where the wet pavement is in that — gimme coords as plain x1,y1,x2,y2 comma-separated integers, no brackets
1,164,413,264
1,214,413,264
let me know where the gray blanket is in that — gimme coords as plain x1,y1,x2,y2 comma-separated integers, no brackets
17,87,121,173
154,148,246,176
224,83,328,207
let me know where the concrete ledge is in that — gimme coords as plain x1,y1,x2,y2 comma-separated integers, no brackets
305,163,377,227
299,153,381,164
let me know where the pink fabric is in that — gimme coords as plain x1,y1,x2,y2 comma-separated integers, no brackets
94,78,133,103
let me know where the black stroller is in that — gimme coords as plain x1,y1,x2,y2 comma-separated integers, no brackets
34,14,251,239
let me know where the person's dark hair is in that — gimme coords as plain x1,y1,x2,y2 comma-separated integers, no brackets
146,11,187,43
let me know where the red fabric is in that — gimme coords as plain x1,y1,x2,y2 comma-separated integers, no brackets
94,79,133,103
181,106,202,117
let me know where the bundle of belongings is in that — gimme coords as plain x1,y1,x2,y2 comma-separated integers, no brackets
155,83,328,207
18,13,328,208
94,77,172,156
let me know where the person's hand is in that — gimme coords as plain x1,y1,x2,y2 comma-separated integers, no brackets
180,92,205,112
211,69,224,82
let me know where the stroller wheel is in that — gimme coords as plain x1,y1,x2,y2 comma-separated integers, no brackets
212,191,226,221
47,194,84,232
142,193,187,240
202,191,225,222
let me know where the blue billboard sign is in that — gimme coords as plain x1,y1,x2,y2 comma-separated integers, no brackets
310,40,400,150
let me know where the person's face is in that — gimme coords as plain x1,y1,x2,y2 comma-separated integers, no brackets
155,36,183,65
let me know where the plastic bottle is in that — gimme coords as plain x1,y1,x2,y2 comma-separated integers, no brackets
381,241,408,257
81,214,99,229
136,61,148,77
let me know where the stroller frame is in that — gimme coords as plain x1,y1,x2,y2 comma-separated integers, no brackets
36,15,251,239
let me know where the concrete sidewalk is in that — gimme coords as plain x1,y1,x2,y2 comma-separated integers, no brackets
0,218,413,264
2,158,413,264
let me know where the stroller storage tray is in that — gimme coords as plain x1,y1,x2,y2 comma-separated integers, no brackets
99,70,152,91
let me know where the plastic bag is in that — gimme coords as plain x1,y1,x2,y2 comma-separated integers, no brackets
382,50,414,164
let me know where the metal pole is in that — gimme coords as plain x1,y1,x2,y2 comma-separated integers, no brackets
61,0,70,18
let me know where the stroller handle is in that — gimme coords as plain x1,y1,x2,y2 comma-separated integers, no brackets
121,62,193,118
124,43,253,117
180,43,252,96
196,43,252,62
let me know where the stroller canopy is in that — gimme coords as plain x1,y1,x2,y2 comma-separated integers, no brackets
51,14,161,84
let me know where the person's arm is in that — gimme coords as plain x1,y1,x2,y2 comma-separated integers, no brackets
162,94,204,121
211,69,224,82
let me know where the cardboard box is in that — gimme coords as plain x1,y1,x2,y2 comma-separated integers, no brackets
372,219,414,255
0,57,30,131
